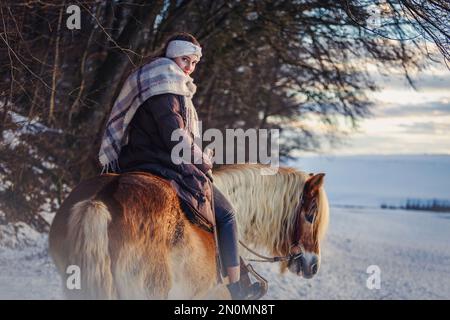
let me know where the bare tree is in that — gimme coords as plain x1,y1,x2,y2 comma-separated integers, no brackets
0,0,448,231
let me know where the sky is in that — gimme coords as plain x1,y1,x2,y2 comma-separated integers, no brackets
301,57,450,156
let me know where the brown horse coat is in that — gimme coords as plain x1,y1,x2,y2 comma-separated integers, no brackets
49,172,219,299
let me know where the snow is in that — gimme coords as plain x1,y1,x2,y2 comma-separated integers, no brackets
0,222,62,299
2,110,62,149
0,155,449,299
1,206,448,300
0,222,43,248
257,207,450,300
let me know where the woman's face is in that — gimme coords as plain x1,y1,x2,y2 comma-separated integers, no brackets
173,54,199,76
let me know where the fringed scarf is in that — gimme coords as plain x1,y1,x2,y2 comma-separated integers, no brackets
98,57,200,173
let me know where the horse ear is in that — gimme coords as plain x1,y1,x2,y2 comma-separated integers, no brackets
305,173,325,195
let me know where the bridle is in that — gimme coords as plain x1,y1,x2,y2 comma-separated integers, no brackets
239,194,307,263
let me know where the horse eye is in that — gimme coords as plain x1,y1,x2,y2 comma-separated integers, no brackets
305,200,317,223
305,212,315,223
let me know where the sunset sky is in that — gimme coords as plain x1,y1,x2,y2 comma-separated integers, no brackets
304,58,450,156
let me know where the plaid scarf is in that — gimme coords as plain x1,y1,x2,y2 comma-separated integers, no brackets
98,57,200,173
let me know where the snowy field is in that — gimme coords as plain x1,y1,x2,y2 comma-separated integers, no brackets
1,206,449,300
1,155,449,299
258,206,450,299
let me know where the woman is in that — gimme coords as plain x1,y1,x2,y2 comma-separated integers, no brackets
98,32,262,300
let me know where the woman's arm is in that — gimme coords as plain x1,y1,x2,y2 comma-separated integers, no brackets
143,93,212,173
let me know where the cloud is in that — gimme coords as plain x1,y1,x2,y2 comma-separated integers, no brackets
374,100,450,118
378,73,450,91
413,73,450,90
304,60,450,155
370,59,450,91
398,121,450,135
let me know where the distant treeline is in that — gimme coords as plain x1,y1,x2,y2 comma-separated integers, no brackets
381,199,450,213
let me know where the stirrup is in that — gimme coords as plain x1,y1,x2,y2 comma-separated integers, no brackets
238,257,268,300
227,281,265,300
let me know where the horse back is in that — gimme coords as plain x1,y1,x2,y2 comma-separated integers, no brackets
49,172,182,264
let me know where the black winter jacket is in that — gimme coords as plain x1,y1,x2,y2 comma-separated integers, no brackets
118,93,215,226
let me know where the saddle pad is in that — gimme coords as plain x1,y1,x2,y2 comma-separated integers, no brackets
179,199,214,234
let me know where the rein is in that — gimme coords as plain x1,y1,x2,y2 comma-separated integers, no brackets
239,240,303,263
238,193,306,263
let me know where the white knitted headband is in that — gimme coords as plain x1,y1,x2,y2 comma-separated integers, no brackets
165,40,202,59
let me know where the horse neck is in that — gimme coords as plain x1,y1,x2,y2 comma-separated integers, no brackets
214,165,307,254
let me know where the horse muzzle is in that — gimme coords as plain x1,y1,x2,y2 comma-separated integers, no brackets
288,252,320,279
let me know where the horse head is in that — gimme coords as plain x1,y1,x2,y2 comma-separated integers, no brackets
284,173,328,279
214,164,329,281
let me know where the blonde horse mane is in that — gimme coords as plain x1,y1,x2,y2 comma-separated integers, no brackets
213,163,329,255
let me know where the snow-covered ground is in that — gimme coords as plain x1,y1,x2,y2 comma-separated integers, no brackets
0,223,62,299
1,155,449,299
1,206,449,300
258,206,450,299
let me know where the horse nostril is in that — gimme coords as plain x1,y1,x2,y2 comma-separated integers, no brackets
311,263,318,275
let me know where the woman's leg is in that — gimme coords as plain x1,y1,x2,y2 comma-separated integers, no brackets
227,267,240,283
212,185,240,283
212,185,264,299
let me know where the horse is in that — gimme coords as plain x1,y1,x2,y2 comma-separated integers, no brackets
49,163,329,299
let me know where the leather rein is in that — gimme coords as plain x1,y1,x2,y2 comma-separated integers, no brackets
239,194,307,263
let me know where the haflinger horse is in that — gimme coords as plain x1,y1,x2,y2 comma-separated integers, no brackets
49,163,329,299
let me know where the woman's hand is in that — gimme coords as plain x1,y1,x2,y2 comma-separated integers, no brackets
205,169,214,183
205,148,214,160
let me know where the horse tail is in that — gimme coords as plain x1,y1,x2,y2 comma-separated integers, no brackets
66,199,116,299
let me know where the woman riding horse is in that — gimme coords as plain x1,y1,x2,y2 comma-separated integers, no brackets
98,32,263,300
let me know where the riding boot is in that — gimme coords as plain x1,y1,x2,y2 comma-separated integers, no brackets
226,281,264,300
